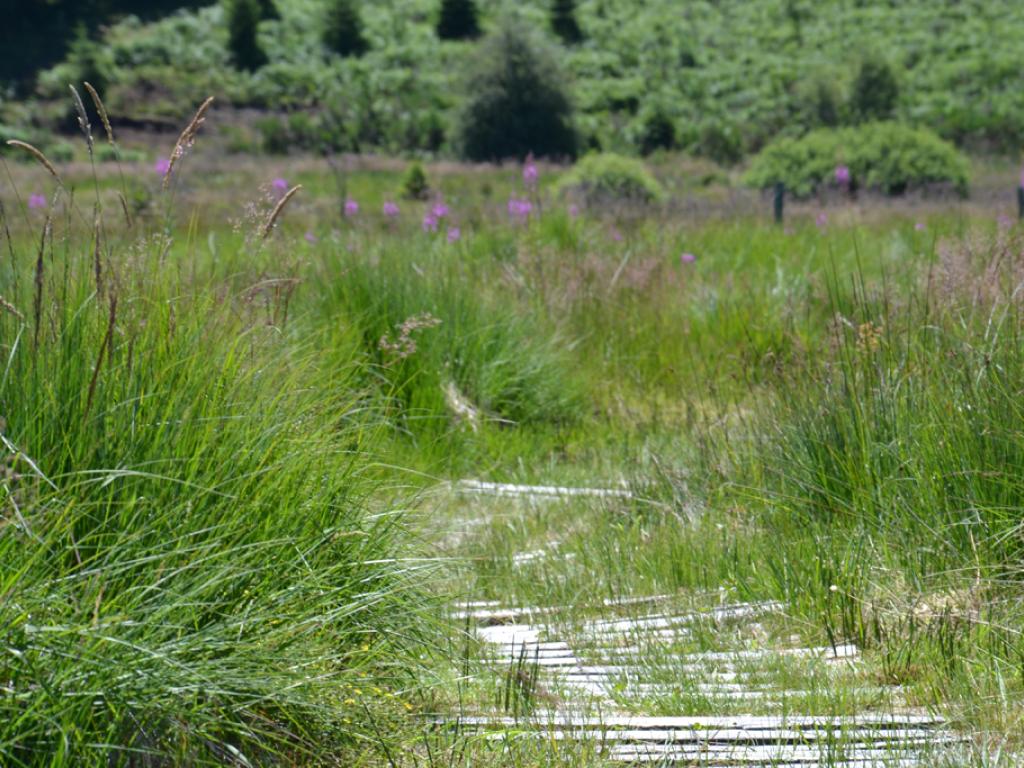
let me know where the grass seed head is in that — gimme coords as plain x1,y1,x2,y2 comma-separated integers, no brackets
260,184,303,240
69,85,94,157
164,96,214,190
83,82,115,146
5,140,63,184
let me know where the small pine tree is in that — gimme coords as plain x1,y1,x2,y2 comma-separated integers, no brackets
437,0,481,41
456,20,577,161
226,0,268,71
323,0,369,58
850,59,899,121
551,0,583,44
400,162,430,200
256,0,280,20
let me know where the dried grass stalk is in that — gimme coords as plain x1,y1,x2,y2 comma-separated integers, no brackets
163,96,214,190
92,211,103,296
117,191,133,228
69,85,94,157
6,140,62,183
0,295,23,321
260,185,303,240
83,82,115,146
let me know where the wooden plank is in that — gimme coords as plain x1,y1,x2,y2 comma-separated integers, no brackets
454,479,634,499
448,713,945,729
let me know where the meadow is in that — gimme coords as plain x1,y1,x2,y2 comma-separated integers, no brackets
1,82,1024,764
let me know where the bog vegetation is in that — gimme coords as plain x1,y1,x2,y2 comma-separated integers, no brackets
1,1,1024,766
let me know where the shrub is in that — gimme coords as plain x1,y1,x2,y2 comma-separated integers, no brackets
635,103,676,155
255,115,289,153
456,20,577,161
695,121,743,166
792,75,841,128
850,58,899,122
323,0,369,58
556,152,665,205
225,0,267,71
437,0,481,40
744,122,969,198
400,161,430,200
551,0,584,45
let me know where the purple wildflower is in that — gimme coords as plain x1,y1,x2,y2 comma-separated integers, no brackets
568,204,580,218
835,165,851,186
508,197,532,220
154,157,171,175
28,193,46,210
680,252,696,265
610,228,623,242
447,226,461,243
422,212,439,232
304,230,318,244
345,199,359,217
272,177,289,194
914,222,926,232
523,153,538,186
816,211,829,229
432,200,449,219
383,201,400,217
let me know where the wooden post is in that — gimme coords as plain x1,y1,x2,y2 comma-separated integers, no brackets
773,182,785,224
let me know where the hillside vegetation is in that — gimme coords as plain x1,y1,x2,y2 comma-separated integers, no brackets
11,0,1024,159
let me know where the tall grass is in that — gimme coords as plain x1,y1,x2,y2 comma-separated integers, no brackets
0,171,427,765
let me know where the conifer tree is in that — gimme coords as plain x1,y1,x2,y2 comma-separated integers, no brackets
323,0,369,57
226,0,268,72
551,0,583,45
456,20,577,161
256,0,280,20
437,0,481,41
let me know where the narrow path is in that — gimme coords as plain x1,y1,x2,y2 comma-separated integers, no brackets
440,482,971,766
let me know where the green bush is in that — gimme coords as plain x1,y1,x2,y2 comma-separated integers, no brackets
744,122,969,198
437,0,481,40
225,0,267,71
556,152,665,204
456,19,577,161
850,58,899,122
634,103,676,155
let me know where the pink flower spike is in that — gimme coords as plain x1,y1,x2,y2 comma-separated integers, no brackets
680,252,696,264
816,211,829,229
432,201,449,219
304,231,318,244
835,164,851,186
422,213,438,232
383,201,400,217
447,226,461,243
272,177,289,193
523,153,538,186
28,193,46,210
344,199,359,217
568,204,580,218
154,157,171,175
